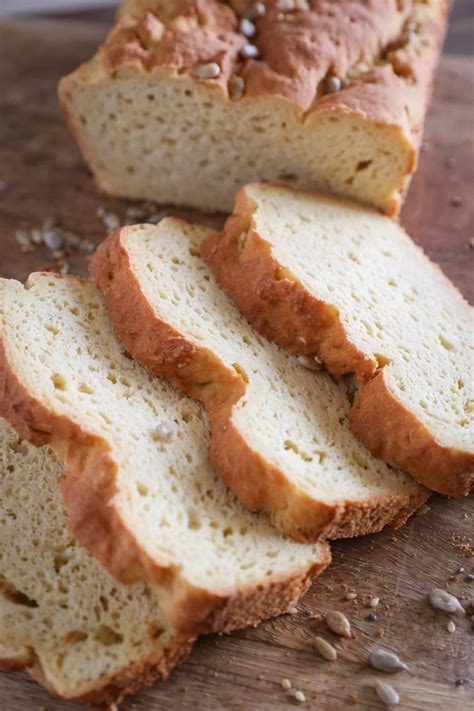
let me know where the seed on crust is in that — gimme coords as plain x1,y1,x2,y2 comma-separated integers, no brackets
192,62,221,80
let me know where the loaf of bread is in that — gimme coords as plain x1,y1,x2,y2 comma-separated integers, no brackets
0,417,192,705
58,0,448,215
207,182,474,496
91,218,428,544
0,274,329,635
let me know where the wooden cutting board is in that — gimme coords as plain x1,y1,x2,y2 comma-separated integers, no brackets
0,15,472,711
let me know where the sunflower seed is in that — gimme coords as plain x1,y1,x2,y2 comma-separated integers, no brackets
240,17,256,37
191,62,221,79
429,589,465,616
369,648,408,673
297,355,323,371
244,2,266,20
314,636,337,661
281,678,292,690
240,43,260,59
228,74,245,101
42,230,64,251
294,690,306,703
375,680,400,706
325,610,351,638
326,76,342,93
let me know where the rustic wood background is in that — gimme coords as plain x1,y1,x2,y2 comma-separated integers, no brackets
0,4,472,710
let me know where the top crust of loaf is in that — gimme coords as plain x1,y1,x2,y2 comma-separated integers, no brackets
209,183,474,496
0,273,328,635
91,219,428,544
105,0,447,135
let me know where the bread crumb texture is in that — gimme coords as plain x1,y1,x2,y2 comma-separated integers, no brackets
0,274,326,635
0,418,191,705
91,218,427,544
215,183,474,494
58,0,448,213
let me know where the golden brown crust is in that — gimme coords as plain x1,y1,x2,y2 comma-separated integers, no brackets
350,372,474,497
103,0,448,133
91,225,428,544
1,635,193,707
0,272,329,634
209,185,473,496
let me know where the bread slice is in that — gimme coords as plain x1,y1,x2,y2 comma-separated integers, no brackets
206,182,474,496
0,273,329,635
0,417,192,705
91,218,428,545
58,0,448,215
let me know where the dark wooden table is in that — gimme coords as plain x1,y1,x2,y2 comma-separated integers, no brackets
0,5,473,710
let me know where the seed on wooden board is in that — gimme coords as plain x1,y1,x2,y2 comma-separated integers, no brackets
281,678,292,690
369,597,380,608
429,589,465,616
345,591,357,600
314,636,337,661
369,648,408,673
325,610,351,638
294,690,306,703
287,606,298,615
415,503,431,516
375,680,400,706
191,62,221,79
447,620,456,633
368,612,377,622
228,74,245,100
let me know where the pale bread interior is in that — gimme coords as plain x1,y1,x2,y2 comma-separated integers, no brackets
0,275,321,600
121,219,424,507
0,417,187,701
240,183,474,453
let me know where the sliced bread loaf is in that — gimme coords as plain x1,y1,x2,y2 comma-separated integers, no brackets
0,274,329,635
91,219,428,544
0,417,191,705
206,183,474,496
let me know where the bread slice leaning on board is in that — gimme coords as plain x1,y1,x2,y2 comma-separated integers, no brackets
58,0,448,215
206,183,474,496
90,218,428,545
0,274,329,635
0,417,192,706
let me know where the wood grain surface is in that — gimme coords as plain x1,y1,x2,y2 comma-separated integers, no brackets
0,13,473,711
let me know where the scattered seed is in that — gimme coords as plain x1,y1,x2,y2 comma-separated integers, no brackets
192,62,221,80
345,591,357,601
370,597,380,609
326,76,342,93
314,636,337,661
375,680,400,706
429,589,465,616
15,228,34,251
325,610,351,638
244,2,266,20
287,606,298,615
294,690,306,703
152,423,174,442
455,678,465,687
281,678,292,690
369,648,408,673
240,43,260,59
447,620,456,633
30,228,43,245
297,355,323,371
368,612,378,622
100,211,120,231
451,195,462,207
228,74,245,101
240,17,256,37
455,566,465,574
42,230,64,251
465,573,474,582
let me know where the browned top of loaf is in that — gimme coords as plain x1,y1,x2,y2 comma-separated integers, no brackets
102,0,448,137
